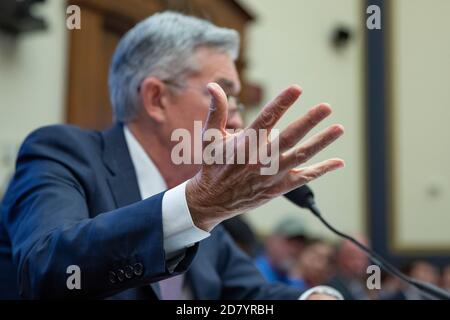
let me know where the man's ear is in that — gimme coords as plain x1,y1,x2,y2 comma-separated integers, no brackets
139,77,167,123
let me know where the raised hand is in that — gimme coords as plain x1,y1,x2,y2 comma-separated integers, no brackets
186,82,344,231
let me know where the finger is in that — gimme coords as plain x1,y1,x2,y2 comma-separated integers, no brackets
286,158,345,189
280,124,344,171
278,103,332,153
249,85,302,132
204,82,228,131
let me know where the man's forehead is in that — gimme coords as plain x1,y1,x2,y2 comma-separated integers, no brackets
193,47,241,93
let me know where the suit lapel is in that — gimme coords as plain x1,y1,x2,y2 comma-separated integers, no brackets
101,123,141,207
101,123,162,299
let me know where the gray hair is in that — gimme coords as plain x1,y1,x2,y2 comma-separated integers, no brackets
108,11,240,123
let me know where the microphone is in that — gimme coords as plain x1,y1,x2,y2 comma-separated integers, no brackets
284,185,450,300
284,185,315,209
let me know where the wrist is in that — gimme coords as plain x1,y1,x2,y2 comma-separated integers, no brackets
186,178,218,232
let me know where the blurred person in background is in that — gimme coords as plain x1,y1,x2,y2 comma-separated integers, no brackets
327,235,371,300
410,261,440,286
254,217,310,287
380,261,440,300
289,239,334,290
442,265,450,291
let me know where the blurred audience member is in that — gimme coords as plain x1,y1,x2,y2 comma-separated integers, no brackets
442,265,450,291
377,270,402,300
327,235,371,300
410,261,440,285
290,239,334,289
255,217,310,289
380,261,440,300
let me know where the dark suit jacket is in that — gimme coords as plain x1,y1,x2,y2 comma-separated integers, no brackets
0,124,301,300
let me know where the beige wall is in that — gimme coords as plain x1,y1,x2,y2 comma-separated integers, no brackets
391,0,450,251
240,0,365,239
0,0,67,195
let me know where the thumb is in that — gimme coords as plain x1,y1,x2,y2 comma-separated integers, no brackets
205,82,228,131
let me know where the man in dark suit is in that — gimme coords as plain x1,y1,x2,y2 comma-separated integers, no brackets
326,236,371,300
0,12,345,299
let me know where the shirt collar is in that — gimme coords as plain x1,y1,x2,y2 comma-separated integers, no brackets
123,125,167,200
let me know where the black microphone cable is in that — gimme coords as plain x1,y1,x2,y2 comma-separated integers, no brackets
285,187,450,300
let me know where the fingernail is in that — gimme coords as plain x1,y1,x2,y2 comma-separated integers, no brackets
207,82,217,91
333,124,345,134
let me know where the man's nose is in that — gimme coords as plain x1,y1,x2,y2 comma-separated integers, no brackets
226,112,244,130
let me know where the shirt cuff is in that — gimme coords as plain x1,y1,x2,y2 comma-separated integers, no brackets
162,181,210,257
